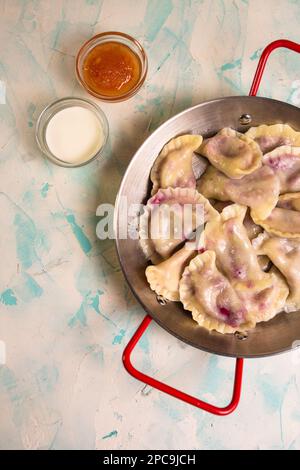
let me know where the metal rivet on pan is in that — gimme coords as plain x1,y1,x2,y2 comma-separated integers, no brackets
156,295,168,305
239,113,252,125
234,331,248,340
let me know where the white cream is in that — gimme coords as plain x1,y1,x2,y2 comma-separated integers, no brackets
45,106,104,164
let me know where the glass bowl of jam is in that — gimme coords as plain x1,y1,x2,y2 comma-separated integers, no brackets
76,32,148,102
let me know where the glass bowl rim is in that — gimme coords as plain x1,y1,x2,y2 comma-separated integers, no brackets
75,31,148,103
35,96,109,167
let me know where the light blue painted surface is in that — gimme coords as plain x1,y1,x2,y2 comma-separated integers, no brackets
0,0,300,450
0,289,17,306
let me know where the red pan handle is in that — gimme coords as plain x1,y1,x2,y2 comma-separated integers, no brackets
249,39,300,96
123,315,243,415
122,39,300,416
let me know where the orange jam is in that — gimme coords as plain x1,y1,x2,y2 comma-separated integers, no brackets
82,42,142,98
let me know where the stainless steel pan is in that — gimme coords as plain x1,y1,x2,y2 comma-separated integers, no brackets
115,95,300,358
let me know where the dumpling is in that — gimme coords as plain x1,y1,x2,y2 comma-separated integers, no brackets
251,192,300,239
203,204,270,285
198,127,262,179
203,204,288,323
253,232,300,312
139,187,218,263
197,165,280,220
179,251,254,334
234,267,288,323
212,201,263,240
251,207,300,238
150,134,203,195
263,146,300,193
277,192,300,211
246,124,300,153
197,166,232,200
145,243,198,301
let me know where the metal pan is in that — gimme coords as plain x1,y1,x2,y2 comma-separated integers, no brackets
115,95,300,358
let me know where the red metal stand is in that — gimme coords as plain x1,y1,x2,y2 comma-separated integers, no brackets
122,39,300,415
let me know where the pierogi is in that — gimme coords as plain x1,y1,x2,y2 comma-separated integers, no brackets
202,204,288,323
197,165,280,219
246,124,300,153
146,243,198,301
251,192,300,238
150,134,202,195
179,251,254,333
198,127,262,179
263,146,300,193
139,187,218,264
253,232,300,312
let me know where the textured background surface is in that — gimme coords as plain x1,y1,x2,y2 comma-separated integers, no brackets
1,0,300,450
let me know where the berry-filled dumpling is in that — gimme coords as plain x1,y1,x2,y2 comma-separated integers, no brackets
139,187,218,264
253,232,300,313
145,243,198,302
251,192,300,238
150,134,203,195
263,146,300,193
198,127,262,179
179,251,255,334
203,204,269,285
202,204,288,323
246,124,300,153
197,164,280,220
277,192,300,211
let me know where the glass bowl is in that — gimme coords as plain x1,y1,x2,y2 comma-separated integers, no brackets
35,97,109,167
76,31,148,102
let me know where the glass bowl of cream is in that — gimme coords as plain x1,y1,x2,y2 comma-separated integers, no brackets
36,97,109,167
